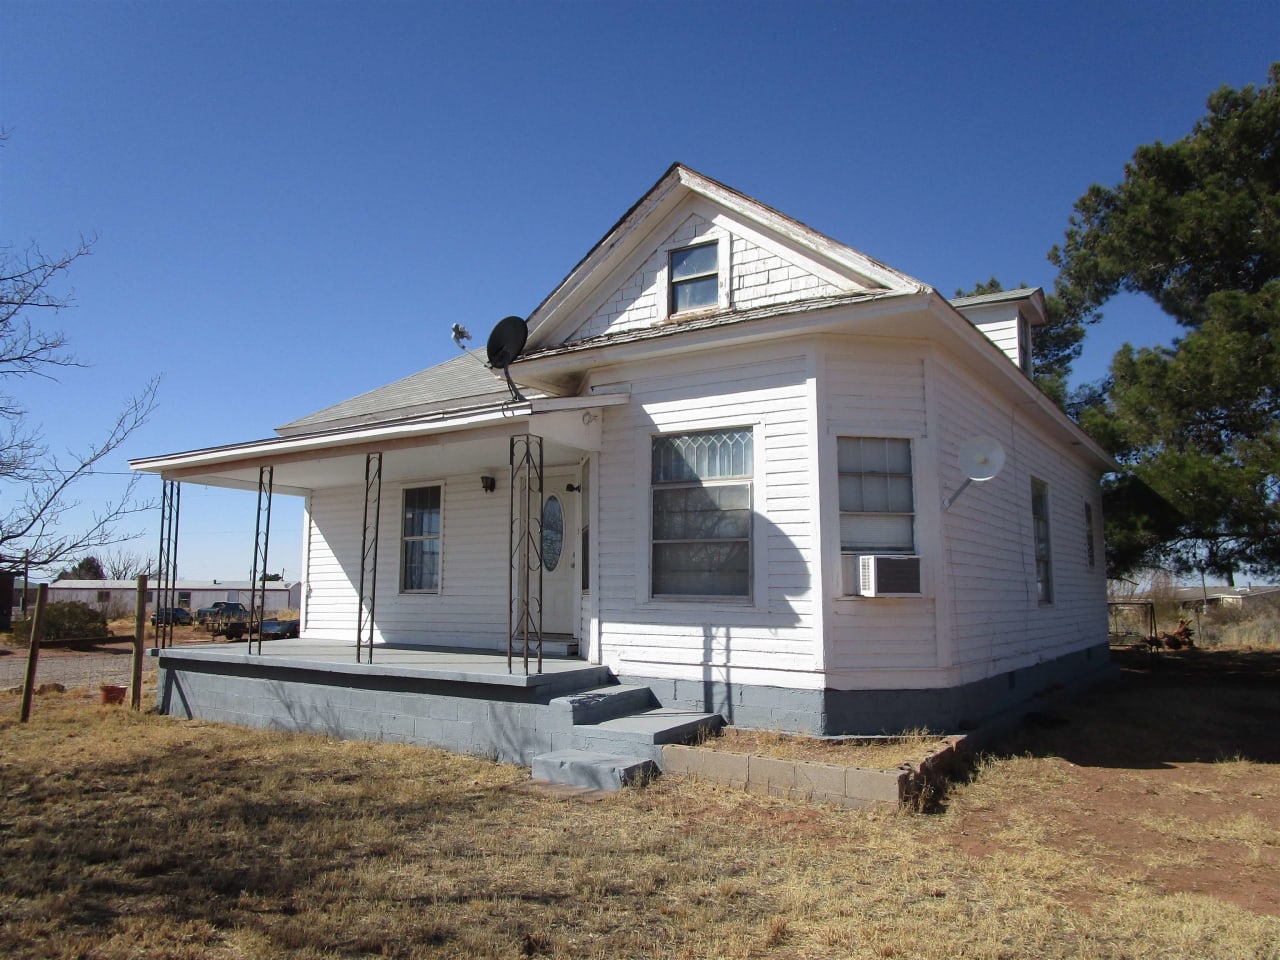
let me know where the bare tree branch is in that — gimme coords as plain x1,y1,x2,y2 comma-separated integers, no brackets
0,155,159,573
101,548,157,580
0,377,160,570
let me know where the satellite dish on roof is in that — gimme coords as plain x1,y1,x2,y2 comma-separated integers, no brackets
943,435,1006,511
485,315,528,402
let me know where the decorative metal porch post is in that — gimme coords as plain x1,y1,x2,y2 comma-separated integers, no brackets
356,452,383,663
508,434,544,675
154,480,181,648
248,466,273,655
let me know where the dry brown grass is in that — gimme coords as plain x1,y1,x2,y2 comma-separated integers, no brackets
697,725,939,768
2,653,1280,959
1202,607,1280,651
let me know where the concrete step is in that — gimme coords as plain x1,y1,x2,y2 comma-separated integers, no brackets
551,684,658,725
509,639,579,658
571,708,724,765
531,749,657,792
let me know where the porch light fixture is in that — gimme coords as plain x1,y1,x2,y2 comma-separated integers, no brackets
481,475,496,494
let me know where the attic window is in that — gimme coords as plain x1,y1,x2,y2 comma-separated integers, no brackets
669,242,718,313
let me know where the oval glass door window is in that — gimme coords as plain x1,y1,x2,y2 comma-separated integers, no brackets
542,496,564,572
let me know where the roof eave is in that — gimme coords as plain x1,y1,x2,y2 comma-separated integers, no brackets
130,394,629,479
926,294,1117,472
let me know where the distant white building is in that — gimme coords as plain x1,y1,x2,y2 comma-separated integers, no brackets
46,580,302,617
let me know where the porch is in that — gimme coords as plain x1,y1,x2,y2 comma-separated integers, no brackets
152,640,723,783
130,395,631,661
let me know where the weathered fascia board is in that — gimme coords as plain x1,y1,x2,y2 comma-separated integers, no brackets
130,394,629,482
518,290,928,378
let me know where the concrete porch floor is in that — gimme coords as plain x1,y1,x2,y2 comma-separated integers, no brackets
150,638,601,689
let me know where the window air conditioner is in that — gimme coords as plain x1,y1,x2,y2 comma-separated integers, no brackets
857,555,922,597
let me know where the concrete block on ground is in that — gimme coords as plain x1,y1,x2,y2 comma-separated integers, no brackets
845,766,908,804
661,744,749,788
532,749,657,792
793,759,849,800
746,755,796,798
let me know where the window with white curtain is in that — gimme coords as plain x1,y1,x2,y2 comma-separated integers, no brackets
651,428,752,598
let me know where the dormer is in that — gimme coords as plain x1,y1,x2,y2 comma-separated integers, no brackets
949,287,1047,375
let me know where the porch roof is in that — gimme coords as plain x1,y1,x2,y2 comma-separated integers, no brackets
129,393,628,495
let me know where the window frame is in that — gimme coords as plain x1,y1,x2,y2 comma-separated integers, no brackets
659,232,730,322
837,435,916,536
649,427,754,601
1017,314,1033,374
836,436,918,597
1031,478,1053,604
1084,502,1096,569
400,483,444,595
668,241,719,315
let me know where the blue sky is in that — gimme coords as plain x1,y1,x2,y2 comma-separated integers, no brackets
3,0,1276,581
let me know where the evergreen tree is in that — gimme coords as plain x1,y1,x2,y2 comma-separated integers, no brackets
55,555,107,581
1052,65,1280,580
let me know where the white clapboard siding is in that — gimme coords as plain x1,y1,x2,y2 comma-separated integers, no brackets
565,212,845,344
304,473,513,647
370,476,510,647
729,234,843,311
304,486,363,638
823,344,939,673
972,318,1021,367
569,213,716,341
593,349,819,680
933,361,1106,681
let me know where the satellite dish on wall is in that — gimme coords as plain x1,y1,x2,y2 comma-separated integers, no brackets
485,315,528,402
943,435,1006,511
958,435,1006,482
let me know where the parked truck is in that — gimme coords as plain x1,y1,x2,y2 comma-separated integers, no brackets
200,601,254,640
196,600,250,624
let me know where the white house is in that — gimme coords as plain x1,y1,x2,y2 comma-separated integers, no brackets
131,165,1114,735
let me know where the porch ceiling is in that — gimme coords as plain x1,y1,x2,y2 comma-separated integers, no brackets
130,396,627,496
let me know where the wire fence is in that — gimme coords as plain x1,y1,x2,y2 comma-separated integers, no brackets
0,645,154,694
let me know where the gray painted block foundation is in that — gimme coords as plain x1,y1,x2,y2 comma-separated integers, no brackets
619,641,1114,736
155,642,1111,767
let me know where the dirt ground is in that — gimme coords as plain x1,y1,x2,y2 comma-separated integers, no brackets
944,645,1280,917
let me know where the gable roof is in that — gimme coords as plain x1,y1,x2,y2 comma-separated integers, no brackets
265,166,1108,474
523,163,928,349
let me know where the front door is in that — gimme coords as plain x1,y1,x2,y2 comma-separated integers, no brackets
541,471,577,637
